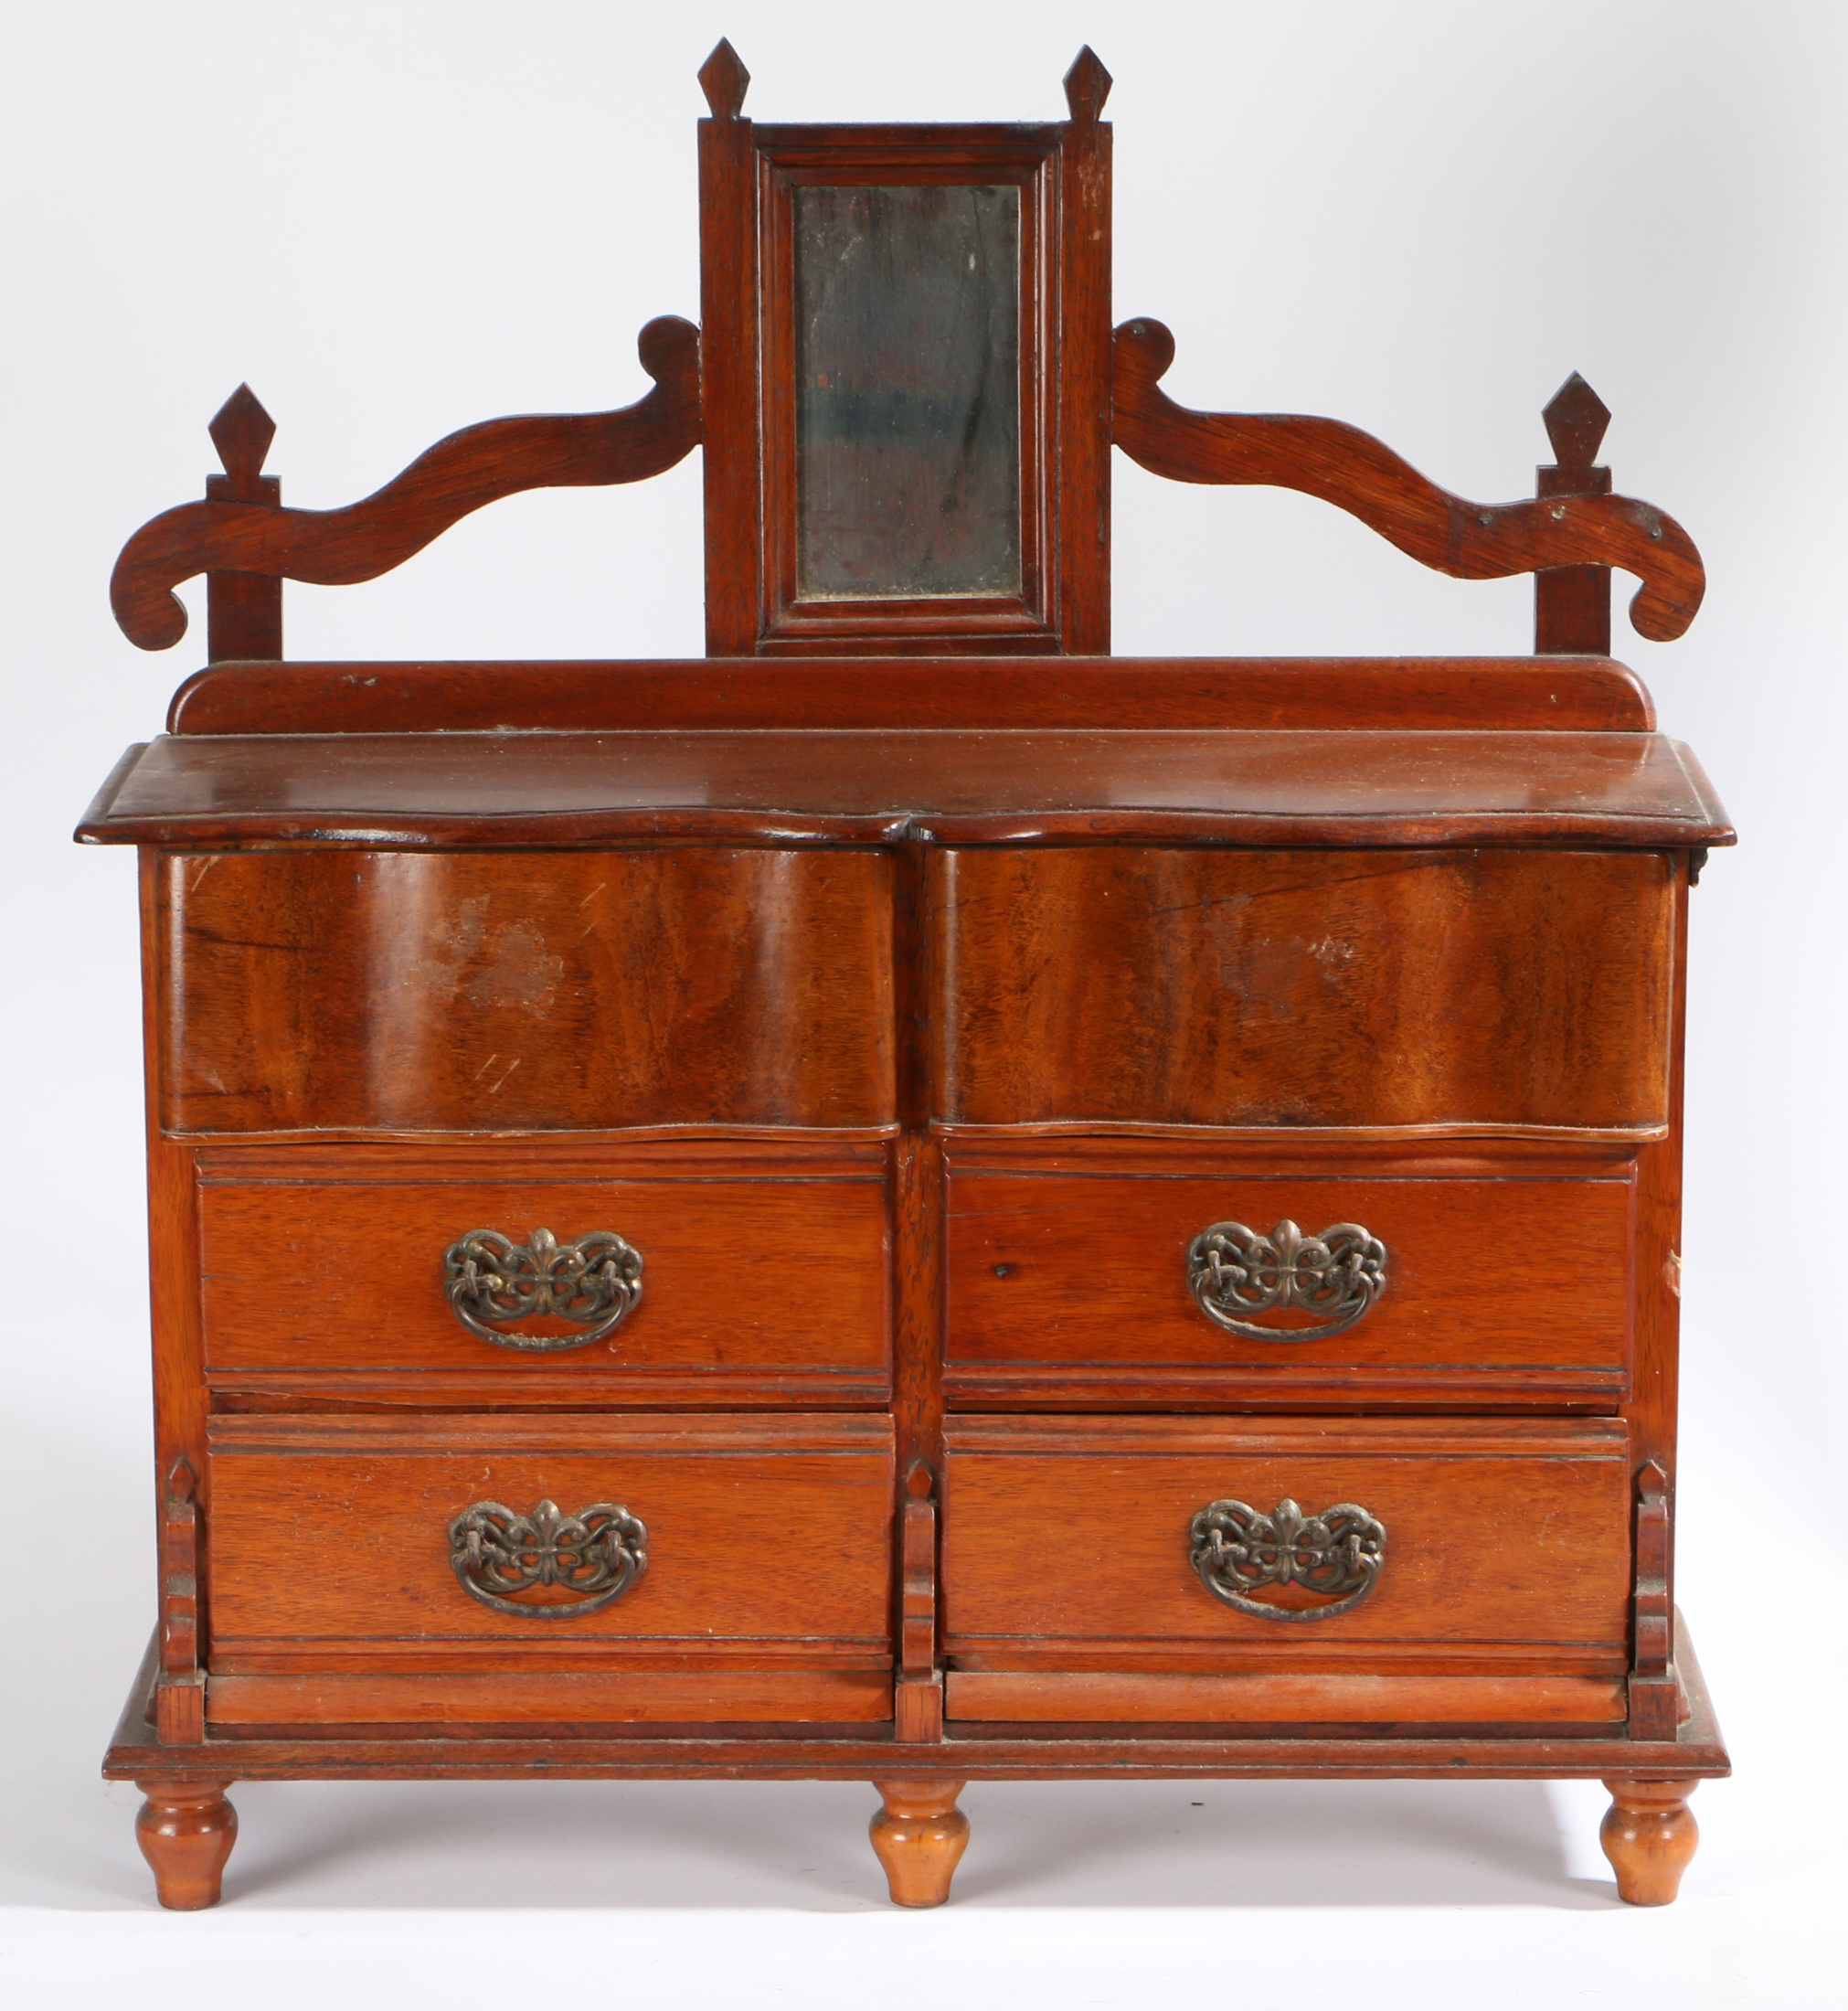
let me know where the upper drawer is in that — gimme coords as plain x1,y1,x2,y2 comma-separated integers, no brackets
931,847,1675,1133
944,1163,1631,1409
197,1148,890,1406
155,847,896,1134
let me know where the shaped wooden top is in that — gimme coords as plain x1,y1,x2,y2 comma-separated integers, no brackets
80,722,1731,851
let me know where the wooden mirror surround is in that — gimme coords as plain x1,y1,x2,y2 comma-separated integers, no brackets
699,45,1110,654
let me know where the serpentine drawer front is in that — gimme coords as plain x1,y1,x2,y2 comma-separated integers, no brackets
940,1415,1632,1728
201,1412,896,1728
932,847,1675,1133
155,847,897,1134
195,1145,891,1407
943,1162,1633,1409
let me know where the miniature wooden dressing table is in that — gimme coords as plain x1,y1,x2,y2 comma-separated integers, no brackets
84,44,1730,1910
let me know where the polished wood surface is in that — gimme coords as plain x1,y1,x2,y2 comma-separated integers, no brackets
940,1416,1631,1665
154,848,895,1134
944,1671,1625,1729
1600,1777,1700,1904
204,1413,893,1667
111,317,701,654
935,847,1677,1133
89,42,1731,1910
134,1782,238,1910
1534,375,1615,655
202,386,283,664
943,1165,1632,1409
207,1667,892,1730
696,55,1110,654
80,729,1733,851
1111,319,1704,643
869,1779,970,1906
196,1153,889,1396
104,1611,1729,1783
164,654,1657,737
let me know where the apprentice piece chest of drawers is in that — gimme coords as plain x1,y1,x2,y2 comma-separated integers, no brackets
87,44,1731,1910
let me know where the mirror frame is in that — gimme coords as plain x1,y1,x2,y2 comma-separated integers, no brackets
698,101,1110,656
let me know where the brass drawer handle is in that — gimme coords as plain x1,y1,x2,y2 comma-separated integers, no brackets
1189,1497,1386,1621
1186,1218,1386,1342
443,1227,643,1349
449,1498,648,1617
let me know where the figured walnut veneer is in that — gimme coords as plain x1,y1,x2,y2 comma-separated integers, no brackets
156,848,896,1135
933,848,1675,1133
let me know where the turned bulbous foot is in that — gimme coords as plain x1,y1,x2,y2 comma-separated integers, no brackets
870,1778,969,1907
1599,1777,1698,1906
135,1780,238,1910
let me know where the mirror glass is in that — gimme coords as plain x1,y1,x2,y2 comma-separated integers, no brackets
793,183,1021,601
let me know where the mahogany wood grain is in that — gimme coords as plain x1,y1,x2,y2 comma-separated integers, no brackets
698,51,759,655
207,1668,891,1729
943,1167,1631,1409
163,654,1657,737
142,854,214,1743
154,848,895,1134
203,385,282,663
700,82,1111,654
196,1163,888,1391
1600,1778,1700,1904
111,318,701,653
935,847,1676,1133
80,730,1735,852
943,1671,1625,1727
942,1134,1639,1176
104,1616,1736,1777
1111,320,1705,643
893,1677,945,1744
870,1780,970,1905
899,1463,939,1681
940,1416,1630,1663
89,43,1732,1907
1625,861,1692,1680
1534,374,1616,654
1057,50,1113,654
157,1457,205,1743
106,1611,1728,1784
204,1413,893,1669
135,1782,238,1909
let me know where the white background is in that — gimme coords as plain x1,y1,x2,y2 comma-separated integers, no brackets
2,3,1842,2005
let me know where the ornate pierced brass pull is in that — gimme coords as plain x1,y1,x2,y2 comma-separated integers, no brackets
443,1227,643,1349
1189,1497,1386,1621
1186,1218,1386,1342
449,1498,648,1617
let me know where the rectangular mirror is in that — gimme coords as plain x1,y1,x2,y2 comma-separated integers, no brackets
792,184,1021,601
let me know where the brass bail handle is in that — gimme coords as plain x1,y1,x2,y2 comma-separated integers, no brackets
443,1227,643,1350
1186,1218,1386,1342
1188,1497,1386,1621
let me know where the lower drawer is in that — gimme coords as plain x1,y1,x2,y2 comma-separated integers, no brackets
940,1414,1632,1724
203,1412,894,1725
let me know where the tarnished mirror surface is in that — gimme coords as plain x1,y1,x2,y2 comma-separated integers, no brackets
793,184,1021,600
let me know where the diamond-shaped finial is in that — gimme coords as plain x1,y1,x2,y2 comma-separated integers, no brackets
207,384,275,485
166,1453,197,1504
698,38,749,119
1542,372,1611,477
1064,46,1112,124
